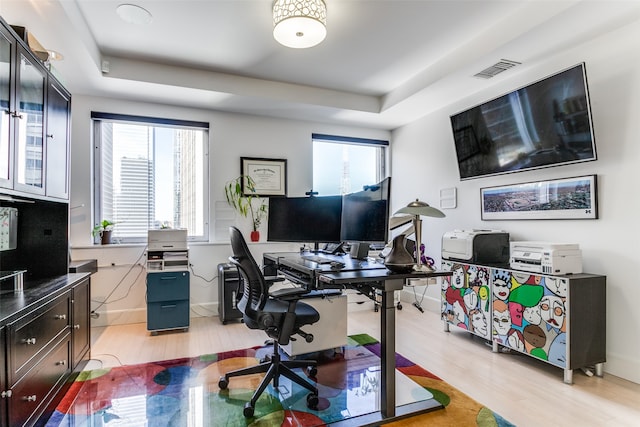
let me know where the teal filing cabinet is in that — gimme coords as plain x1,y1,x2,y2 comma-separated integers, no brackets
147,270,190,334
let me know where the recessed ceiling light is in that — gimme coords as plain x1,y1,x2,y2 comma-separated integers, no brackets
116,3,153,25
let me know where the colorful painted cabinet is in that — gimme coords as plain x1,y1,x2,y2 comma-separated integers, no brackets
441,261,492,340
442,261,606,383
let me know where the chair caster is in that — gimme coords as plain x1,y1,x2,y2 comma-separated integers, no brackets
307,366,318,377
243,402,255,417
397,303,403,310
260,354,272,363
218,376,228,389
306,392,319,410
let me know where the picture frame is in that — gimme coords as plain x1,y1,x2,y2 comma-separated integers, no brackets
240,157,287,197
480,174,597,220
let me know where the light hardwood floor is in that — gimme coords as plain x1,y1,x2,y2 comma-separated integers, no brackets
90,307,640,427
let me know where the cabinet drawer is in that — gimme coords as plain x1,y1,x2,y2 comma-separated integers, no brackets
9,294,70,381
147,300,190,331
8,334,71,427
147,271,189,302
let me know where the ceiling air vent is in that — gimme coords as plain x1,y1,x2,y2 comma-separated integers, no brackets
474,59,521,79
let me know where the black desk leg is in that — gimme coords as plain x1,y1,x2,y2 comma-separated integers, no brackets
380,278,403,418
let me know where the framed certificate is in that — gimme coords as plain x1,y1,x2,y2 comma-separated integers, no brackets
241,157,287,196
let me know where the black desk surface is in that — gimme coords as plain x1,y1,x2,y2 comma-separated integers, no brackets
264,251,451,285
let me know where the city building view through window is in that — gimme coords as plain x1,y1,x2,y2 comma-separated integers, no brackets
312,135,387,196
94,118,208,243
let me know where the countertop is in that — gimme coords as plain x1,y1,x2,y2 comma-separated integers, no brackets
0,273,90,325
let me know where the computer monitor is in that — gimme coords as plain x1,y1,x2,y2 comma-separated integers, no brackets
340,177,391,244
267,195,343,244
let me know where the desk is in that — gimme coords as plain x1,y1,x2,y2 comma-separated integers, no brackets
264,252,452,425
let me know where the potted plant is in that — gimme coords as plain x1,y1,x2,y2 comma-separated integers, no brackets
225,176,268,242
92,219,116,245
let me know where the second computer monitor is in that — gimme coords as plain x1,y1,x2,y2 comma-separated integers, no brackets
340,177,391,244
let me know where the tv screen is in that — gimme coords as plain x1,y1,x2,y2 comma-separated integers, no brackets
340,177,391,244
450,63,597,180
267,196,343,243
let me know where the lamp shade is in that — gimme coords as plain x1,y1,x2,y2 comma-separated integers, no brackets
394,199,445,218
273,0,327,49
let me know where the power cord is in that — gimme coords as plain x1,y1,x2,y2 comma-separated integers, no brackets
91,247,147,316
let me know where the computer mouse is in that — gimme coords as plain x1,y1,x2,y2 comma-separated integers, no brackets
330,261,345,270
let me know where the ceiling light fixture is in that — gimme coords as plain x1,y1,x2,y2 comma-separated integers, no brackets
273,0,327,49
116,3,153,25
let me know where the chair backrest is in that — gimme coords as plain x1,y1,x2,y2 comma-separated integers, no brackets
228,226,269,322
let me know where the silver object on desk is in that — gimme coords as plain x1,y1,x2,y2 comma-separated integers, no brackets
392,199,445,271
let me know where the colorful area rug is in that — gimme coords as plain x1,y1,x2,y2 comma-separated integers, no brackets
45,334,514,426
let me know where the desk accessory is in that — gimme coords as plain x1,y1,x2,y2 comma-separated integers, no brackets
393,199,445,271
384,234,415,273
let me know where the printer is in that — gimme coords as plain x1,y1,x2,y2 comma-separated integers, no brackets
510,241,582,275
148,229,188,251
442,229,510,264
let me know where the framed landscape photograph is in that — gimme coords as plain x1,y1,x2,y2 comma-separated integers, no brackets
480,175,597,220
241,157,287,196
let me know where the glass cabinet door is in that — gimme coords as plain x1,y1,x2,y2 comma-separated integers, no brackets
0,27,14,188
14,47,45,194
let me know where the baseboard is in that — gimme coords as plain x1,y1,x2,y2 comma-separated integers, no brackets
604,352,640,385
90,302,219,327
399,289,440,313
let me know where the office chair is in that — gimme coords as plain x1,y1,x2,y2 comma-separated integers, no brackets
218,226,320,417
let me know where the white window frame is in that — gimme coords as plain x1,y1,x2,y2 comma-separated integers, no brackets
92,112,209,244
312,133,388,196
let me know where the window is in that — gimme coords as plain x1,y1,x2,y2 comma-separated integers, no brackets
312,133,388,196
93,112,209,243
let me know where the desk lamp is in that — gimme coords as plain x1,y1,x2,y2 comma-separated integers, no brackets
393,199,445,271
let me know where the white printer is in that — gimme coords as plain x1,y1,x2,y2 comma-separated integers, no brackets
442,229,510,264
148,229,188,251
510,241,582,275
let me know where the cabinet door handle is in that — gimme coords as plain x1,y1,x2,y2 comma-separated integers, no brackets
56,360,66,366
161,304,177,309
46,134,54,139
23,395,37,402
73,324,81,330
54,314,67,320
1,390,12,398
23,338,36,345
10,111,23,119
160,276,177,281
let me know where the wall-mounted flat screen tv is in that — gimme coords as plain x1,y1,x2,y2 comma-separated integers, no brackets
450,63,597,180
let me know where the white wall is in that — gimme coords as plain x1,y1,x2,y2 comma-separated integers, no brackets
68,95,389,323
390,19,640,384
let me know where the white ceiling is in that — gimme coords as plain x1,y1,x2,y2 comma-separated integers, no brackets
2,0,640,130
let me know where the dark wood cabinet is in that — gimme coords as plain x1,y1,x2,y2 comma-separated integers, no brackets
0,24,17,190
0,17,70,201
0,274,90,426
12,44,47,197
0,326,7,427
45,81,70,200
7,294,70,384
71,278,90,369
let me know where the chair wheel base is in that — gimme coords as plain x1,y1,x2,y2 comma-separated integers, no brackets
218,376,228,389
243,402,255,417
306,392,319,410
307,366,318,377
